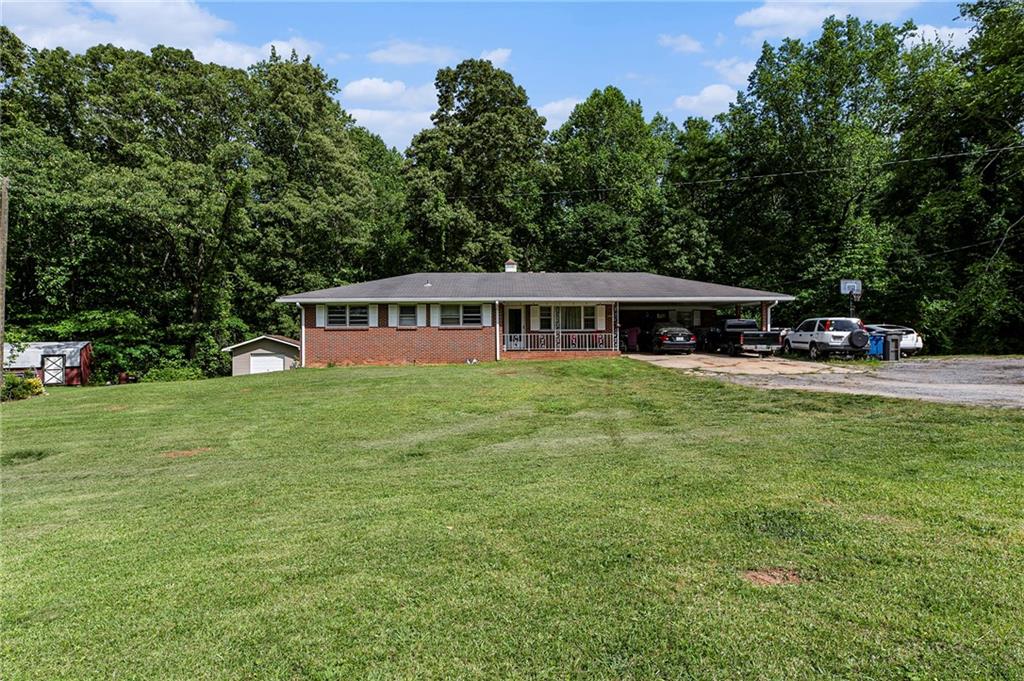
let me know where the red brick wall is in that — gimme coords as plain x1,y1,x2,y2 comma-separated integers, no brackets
302,305,497,365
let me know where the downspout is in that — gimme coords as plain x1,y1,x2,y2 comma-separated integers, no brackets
494,301,501,361
766,300,778,331
295,302,305,368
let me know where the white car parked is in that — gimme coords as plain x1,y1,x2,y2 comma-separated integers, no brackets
865,324,924,356
782,317,870,359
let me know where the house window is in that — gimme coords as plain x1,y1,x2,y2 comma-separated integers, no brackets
539,306,553,330
440,304,462,326
462,305,482,325
582,306,596,330
326,305,347,326
398,305,417,327
439,304,483,327
326,304,370,327
560,306,582,330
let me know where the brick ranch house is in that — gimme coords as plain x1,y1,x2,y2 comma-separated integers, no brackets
276,264,793,366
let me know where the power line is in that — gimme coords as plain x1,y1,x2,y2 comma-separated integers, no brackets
450,143,1024,201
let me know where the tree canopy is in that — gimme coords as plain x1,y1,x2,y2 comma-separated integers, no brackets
1,1,1021,378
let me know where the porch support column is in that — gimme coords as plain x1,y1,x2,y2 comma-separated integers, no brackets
760,301,769,331
494,301,501,361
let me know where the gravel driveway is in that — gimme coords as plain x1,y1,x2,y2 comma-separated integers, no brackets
630,354,1024,408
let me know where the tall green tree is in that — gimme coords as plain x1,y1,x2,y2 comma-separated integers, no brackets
544,86,666,271
405,59,549,271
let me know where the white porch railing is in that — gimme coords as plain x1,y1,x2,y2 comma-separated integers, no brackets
503,333,617,352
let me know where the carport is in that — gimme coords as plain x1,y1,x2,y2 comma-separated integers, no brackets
616,295,789,353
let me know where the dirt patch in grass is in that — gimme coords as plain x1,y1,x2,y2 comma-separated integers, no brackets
162,447,211,459
239,388,253,394
104,405,128,412
742,569,803,586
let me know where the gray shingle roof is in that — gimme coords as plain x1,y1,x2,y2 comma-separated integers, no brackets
276,272,793,303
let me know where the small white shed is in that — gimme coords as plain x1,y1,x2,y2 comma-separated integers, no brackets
221,335,299,376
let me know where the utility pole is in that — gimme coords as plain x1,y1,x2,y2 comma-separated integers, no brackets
0,177,8,370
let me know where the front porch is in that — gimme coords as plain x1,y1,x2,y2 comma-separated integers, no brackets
499,302,618,355
503,332,617,352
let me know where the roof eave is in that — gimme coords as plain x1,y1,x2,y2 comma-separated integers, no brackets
221,335,301,352
276,295,795,304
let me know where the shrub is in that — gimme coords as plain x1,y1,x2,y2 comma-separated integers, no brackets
2,375,45,401
141,364,206,383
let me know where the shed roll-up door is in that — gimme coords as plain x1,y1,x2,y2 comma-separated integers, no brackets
250,354,286,374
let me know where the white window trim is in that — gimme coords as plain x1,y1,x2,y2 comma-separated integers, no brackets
438,303,485,327
397,304,418,327
553,305,601,331
325,304,372,328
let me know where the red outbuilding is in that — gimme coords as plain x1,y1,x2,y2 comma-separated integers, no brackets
3,341,94,386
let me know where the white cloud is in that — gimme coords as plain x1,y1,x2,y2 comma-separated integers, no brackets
538,97,582,129
908,24,972,49
674,84,737,118
480,47,512,66
714,32,728,47
368,40,457,65
348,109,433,149
735,1,921,43
705,57,756,86
341,79,437,148
3,0,319,68
342,78,408,101
658,33,703,54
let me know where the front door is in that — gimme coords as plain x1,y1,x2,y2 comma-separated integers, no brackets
42,355,65,385
506,307,524,349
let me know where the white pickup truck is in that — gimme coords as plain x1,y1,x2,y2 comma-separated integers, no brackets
782,317,870,359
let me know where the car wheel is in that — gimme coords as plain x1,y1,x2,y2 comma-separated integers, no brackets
728,343,738,357
808,342,820,360
782,340,792,354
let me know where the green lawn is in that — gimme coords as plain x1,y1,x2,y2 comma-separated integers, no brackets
2,359,1022,679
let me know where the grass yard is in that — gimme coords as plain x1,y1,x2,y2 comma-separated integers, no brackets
2,359,1023,679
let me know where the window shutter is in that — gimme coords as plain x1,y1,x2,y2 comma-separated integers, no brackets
595,305,606,331
430,304,440,326
315,305,326,328
530,306,540,331
388,305,398,327
369,305,379,327
481,304,492,327
416,305,427,327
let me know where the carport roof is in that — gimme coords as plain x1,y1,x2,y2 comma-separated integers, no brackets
277,272,794,304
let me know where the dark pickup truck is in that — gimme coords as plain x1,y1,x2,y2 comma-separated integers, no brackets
699,319,783,357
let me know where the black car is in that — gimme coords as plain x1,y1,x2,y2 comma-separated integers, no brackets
651,325,697,354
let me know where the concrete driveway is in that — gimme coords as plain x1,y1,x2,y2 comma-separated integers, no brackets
629,353,1024,408
629,352,857,376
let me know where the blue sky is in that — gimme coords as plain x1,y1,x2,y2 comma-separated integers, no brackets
5,1,971,149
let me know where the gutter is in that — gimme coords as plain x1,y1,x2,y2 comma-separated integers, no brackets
275,296,796,304
296,302,305,368
766,300,779,330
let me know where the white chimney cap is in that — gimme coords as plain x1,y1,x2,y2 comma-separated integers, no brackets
504,259,518,273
